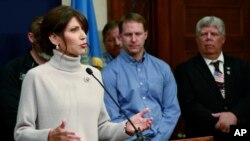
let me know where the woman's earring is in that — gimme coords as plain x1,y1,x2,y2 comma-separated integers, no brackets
56,44,59,49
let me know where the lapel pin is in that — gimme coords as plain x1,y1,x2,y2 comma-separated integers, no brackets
226,67,231,75
83,76,90,82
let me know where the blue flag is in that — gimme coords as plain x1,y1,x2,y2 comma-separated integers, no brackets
71,0,103,69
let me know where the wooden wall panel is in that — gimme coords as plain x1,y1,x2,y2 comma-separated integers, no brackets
107,0,172,65
149,0,171,62
243,0,250,60
107,0,250,67
107,0,250,140
171,0,249,68
184,0,242,5
170,0,250,139
107,0,150,22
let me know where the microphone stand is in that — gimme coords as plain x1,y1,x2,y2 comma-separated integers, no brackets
86,68,149,141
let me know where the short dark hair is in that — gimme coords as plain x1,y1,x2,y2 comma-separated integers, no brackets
119,12,147,33
29,16,43,39
102,20,119,40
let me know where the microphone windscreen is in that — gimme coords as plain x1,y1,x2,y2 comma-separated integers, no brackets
86,68,93,75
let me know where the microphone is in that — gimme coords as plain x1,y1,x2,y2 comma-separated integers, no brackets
86,68,149,141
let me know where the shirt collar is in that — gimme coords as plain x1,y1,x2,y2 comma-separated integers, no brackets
120,50,146,64
203,52,224,66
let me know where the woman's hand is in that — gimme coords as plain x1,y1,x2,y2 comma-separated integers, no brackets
125,108,153,136
48,120,83,141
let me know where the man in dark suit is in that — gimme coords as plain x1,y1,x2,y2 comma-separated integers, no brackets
174,16,250,141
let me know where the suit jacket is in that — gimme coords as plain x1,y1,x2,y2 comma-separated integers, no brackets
174,53,250,140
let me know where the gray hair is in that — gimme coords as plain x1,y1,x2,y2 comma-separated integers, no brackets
196,16,225,36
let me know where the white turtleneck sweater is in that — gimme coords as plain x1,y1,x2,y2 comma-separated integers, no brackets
14,50,129,141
